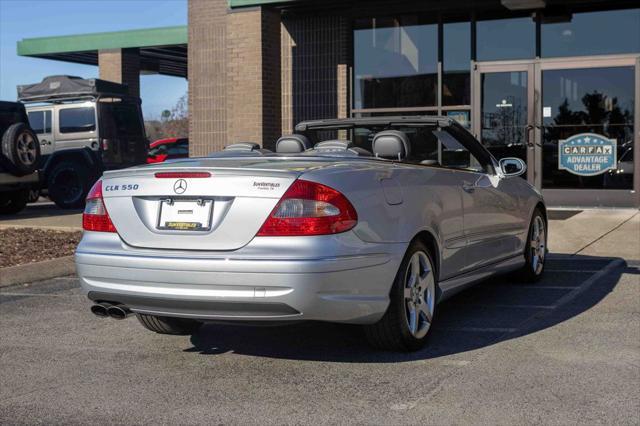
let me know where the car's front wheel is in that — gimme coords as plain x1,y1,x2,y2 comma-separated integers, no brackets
517,209,547,282
364,241,437,351
136,314,202,335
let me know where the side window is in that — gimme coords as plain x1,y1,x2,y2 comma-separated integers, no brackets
28,111,44,134
28,110,51,134
149,144,168,156
434,130,486,173
44,110,52,133
403,127,439,164
168,141,189,156
59,107,96,133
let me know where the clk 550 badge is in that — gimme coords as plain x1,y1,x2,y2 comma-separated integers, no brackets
104,184,139,191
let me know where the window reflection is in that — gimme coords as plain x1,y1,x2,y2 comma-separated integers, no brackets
542,9,640,58
542,67,635,189
476,17,536,61
354,17,438,109
480,71,528,163
442,22,470,106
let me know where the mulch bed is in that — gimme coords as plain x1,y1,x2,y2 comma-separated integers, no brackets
0,228,82,268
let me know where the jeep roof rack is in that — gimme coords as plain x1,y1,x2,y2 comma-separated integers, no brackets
17,75,136,103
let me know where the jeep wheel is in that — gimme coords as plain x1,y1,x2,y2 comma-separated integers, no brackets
0,189,29,215
47,161,92,209
1,123,40,176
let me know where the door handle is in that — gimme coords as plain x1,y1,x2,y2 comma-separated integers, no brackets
462,183,475,193
525,124,534,148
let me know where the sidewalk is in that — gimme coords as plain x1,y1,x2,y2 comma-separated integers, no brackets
548,208,639,261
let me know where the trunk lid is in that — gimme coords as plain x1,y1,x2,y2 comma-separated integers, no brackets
101,158,325,251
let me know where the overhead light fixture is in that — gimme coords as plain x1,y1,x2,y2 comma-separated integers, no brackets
501,0,546,10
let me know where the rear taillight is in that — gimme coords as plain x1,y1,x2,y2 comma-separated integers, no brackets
82,180,116,233
257,179,357,236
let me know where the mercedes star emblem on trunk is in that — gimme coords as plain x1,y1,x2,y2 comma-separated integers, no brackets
173,179,187,194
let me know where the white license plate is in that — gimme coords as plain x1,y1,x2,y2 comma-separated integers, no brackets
157,199,213,231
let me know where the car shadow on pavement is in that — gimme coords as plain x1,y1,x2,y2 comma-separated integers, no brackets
186,255,632,363
0,202,82,221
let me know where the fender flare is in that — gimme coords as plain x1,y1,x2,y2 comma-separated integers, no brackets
42,148,103,182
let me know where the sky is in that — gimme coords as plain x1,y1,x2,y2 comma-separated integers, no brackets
0,0,188,120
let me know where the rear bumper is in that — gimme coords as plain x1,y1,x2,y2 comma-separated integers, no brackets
75,232,406,324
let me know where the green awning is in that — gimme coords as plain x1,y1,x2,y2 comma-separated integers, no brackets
17,26,188,78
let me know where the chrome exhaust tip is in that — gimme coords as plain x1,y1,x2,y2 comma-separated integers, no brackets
106,304,131,320
90,303,110,318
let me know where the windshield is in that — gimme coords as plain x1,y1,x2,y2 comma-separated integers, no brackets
301,125,443,164
300,124,487,173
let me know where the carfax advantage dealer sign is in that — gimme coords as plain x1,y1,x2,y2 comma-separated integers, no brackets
558,133,617,176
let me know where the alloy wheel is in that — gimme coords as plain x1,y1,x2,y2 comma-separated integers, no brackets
403,251,436,339
530,216,546,275
16,132,37,166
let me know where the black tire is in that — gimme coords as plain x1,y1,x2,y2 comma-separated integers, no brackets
47,161,93,209
0,189,29,214
516,209,547,283
1,123,40,176
136,314,202,335
364,240,438,352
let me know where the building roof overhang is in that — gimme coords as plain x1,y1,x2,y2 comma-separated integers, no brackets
17,26,188,78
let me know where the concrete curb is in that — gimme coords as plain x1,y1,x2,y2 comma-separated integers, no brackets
0,224,82,232
0,256,75,287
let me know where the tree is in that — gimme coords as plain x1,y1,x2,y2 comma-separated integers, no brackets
161,93,188,138
144,93,188,141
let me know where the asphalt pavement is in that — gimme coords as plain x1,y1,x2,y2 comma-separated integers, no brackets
0,210,639,424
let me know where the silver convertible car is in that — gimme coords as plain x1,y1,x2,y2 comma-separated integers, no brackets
76,116,547,351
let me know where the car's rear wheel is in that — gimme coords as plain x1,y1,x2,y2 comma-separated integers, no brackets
136,314,202,335
364,241,437,351
517,209,547,282
47,161,92,209
0,189,29,214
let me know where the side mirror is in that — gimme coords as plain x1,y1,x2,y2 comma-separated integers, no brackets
499,157,527,177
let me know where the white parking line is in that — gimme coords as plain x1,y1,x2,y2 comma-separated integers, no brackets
440,326,518,333
464,303,557,310
492,259,623,335
495,285,577,290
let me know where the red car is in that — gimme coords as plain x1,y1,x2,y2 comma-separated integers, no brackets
147,138,189,164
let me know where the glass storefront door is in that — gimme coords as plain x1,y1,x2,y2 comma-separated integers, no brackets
473,63,535,183
474,57,638,206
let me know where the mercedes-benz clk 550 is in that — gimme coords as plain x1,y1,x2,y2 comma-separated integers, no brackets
75,116,547,351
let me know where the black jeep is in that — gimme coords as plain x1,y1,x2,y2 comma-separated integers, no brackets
0,101,41,214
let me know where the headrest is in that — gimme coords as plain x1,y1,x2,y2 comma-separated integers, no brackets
372,130,411,160
224,142,261,151
276,134,311,153
314,140,353,152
